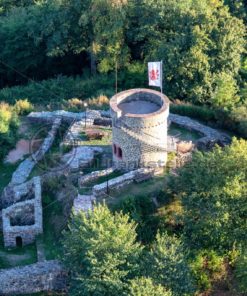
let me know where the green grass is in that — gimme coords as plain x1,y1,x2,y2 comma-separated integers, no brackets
0,161,21,195
104,171,167,208
77,127,112,146
168,123,201,142
41,192,64,260
0,233,37,269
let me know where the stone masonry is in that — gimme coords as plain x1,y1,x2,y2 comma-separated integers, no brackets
169,114,231,149
79,167,115,186
10,117,61,186
110,89,170,171
2,177,43,248
93,167,158,197
0,260,67,295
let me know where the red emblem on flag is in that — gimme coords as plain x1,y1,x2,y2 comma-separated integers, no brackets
149,69,159,81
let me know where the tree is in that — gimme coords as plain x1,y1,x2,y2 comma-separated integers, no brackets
174,138,247,251
0,0,35,14
0,102,19,160
131,0,245,105
224,0,247,24
212,72,240,110
90,0,129,74
144,232,195,296
62,204,142,296
128,277,172,296
234,247,247,293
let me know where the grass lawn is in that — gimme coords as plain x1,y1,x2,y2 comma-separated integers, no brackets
41,192,65,261
76,127,112,146
0,161,21,195
0,233,37,269
168,123,201,142
103,171,167,208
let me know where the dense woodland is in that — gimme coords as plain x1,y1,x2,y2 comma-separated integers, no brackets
0,0,246,295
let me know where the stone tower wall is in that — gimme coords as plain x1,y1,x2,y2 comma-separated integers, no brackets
110,88,169,171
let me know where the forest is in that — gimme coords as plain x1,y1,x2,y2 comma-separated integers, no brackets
0,0,246,296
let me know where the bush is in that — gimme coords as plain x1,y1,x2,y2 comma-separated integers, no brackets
0,75,116,108
113,194,159,244
170,101,247,139
14,99,34,115
234,248,247,293
211,72,240,110
128,277,172,296
230,104,247,138
170,102,216,123
145,232,195,296
87,94,109,109
0,102,19,160
190,250,226,293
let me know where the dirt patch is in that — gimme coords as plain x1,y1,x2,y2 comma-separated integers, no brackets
5,139,42,164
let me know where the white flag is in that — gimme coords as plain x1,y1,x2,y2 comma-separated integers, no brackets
148,61,162,88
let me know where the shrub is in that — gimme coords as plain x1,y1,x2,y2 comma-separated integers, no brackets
230,104,247,138
66,98,84,112
0,102,13,133
0,102,19,160
170,101,247,139
14,99,34,115
234,248,247,293
211,72,240,110
190,250,226,293
170,102,216,123
0,75,115,108
128,277,172,296
145,232,195,296
87,94,109,109
113,195,159,243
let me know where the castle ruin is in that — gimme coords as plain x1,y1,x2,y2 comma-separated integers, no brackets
110,88,170,171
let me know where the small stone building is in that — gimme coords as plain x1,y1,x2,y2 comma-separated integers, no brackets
110,88,169,171
2,177,43,248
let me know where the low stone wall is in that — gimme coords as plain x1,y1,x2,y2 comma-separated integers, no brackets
79,167,115,186
0,260,67,295
10,118,61,186
93,167,156,197
28,109,106,123
169,114,231,149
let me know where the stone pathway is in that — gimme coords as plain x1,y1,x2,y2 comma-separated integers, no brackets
73,194,96,214
62,146,103,171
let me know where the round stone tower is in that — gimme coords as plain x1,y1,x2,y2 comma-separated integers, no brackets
110,88,169,171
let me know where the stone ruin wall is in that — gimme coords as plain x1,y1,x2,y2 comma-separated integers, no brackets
110,89,169,171
2,176,43,248
0,260,67,295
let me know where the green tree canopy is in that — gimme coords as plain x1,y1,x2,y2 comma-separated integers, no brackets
131,0,245,106
62,204,142,296
144,232,195,296
128,277,172,296
173,138,247,251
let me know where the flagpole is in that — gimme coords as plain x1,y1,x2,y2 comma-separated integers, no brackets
160,60,163,94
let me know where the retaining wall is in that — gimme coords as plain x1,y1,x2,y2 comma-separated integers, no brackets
0,260,67,295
